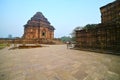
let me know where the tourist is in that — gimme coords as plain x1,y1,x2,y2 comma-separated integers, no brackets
66,41,71,49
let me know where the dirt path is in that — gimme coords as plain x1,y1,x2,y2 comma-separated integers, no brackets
0,44,120,80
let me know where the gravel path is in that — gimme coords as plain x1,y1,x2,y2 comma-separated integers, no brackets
0,44,120,80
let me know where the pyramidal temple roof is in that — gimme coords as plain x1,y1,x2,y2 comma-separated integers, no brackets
24,12,55,30
30,12,49,23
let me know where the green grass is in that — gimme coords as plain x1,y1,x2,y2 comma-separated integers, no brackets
0,44,7,49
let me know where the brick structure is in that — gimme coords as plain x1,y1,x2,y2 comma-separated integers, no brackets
75,0,120,53
76,23,120,51
23,12,55,41
100,0,120,23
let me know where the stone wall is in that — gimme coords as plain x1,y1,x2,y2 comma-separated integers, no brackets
0,38,55,44
75,0,120,53
75,23,120,53
100,0,120,23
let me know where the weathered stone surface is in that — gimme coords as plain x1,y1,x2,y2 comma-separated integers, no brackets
0,45,120,80
23,12,55,40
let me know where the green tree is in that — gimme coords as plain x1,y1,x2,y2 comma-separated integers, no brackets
60,36,72,43
83,24,98,30
8,34,12,39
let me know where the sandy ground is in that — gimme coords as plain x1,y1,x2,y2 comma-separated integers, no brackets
0,44,120,80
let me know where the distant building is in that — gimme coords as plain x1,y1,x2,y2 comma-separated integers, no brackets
100,0,120,23
23,12,55,40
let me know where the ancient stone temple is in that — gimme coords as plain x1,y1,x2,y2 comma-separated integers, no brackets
23,12,55,40
75,0,120,53
100,0,120,23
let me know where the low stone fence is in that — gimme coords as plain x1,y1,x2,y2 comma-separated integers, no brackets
0,39,56,44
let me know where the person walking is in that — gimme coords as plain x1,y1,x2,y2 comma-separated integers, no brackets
66,41,70,49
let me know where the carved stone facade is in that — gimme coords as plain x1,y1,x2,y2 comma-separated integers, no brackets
75,0,120,53
23,12,55,40
76,23,120,52
100,0,120,23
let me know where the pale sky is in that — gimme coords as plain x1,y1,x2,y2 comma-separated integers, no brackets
0,0,115,38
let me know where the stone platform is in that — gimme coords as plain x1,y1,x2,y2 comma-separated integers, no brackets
0,45,120,80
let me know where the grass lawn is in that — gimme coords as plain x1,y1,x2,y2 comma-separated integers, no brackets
0,44,7,49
